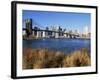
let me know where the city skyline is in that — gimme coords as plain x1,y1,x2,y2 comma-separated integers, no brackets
22,10,91,33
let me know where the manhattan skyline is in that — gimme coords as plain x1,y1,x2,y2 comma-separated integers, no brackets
22,10,91,33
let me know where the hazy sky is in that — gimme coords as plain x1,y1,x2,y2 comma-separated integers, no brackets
22,10,91,33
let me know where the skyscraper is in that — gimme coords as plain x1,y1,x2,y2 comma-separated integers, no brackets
82,26,90,38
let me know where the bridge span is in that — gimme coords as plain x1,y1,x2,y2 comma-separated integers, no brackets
23,18,80,39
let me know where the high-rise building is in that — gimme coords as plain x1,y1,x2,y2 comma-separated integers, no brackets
84,26,89,35
83,26,90,38
79,26,91,38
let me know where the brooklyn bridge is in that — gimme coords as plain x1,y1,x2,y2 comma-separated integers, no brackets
23,18,80,39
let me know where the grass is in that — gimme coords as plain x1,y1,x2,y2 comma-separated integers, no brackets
23,48,91,69
62,48,91,67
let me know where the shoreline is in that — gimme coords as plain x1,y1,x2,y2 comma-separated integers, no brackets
23,48,91,69
23,34,90,40
23,37,91,40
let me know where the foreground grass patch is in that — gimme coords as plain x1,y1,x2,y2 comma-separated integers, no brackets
23,48,91,69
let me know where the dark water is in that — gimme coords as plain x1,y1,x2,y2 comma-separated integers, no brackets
23,38,91,54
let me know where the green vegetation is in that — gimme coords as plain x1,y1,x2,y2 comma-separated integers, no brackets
23,48,91,69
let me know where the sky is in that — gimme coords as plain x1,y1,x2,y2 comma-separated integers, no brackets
22,10,91,33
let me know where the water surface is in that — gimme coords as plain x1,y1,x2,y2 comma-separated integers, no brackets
23,38,90,54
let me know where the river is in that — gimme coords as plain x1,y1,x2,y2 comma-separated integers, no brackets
23,38,90,54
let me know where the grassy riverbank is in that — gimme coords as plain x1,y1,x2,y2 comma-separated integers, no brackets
23,48,91,69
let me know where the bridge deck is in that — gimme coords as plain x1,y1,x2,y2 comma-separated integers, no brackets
23,28,79,36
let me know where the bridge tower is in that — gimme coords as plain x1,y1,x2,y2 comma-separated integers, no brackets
25,18,33,37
